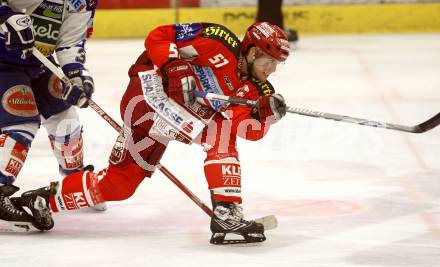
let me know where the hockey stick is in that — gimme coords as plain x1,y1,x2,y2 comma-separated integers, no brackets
285,107,440,134
195,91,440,134
32,48,277,230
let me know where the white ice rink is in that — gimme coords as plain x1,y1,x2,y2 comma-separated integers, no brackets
2,34,440,267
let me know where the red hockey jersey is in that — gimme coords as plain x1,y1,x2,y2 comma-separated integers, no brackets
145,23,276,142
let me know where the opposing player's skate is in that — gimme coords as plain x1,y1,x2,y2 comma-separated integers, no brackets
210,199,266,245
0,184,36,231
11,183,58,231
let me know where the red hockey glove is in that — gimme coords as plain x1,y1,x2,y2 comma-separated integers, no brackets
257,94,287,124
160,58,196,106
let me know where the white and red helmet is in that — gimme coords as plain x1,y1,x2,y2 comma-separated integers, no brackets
241,22,290,62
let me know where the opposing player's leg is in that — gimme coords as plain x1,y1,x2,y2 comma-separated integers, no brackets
33,71,93,176
0,64,54,230
0,124,39,227
43,107,92,175
32,69,102,210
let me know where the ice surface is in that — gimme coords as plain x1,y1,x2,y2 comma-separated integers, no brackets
2,34,439,267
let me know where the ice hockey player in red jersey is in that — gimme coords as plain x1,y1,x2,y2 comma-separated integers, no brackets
11,22,290,244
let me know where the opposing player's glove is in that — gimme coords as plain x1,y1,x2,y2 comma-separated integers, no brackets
63,68,95,108
256,94,287,124
160,58,196,106
0,12,34,59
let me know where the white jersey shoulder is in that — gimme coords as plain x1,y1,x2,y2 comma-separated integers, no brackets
2,0,96,69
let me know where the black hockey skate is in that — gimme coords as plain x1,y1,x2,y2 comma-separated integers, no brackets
210,200,266,245
0,184,35,231
11,182,58,231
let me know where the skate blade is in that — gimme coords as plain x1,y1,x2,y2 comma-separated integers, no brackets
253,215,277,231
0,221,40,233
210,233,266,245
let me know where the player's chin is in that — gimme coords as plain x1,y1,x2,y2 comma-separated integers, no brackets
255,72,269,82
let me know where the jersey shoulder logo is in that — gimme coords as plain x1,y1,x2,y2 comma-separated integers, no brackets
200,23,240,58
174,23,203,42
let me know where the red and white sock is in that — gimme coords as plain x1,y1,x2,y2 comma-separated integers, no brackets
204,155,242,203
48,163,147,212
0,123,38,185
49,170,105,212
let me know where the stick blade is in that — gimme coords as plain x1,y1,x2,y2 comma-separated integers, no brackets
413,112,440,133
253,215,278,231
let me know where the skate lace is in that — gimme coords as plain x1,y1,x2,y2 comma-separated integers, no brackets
222,203,244,222
229,204,244,220
0,195,25,216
